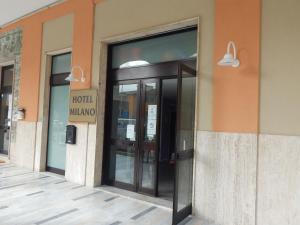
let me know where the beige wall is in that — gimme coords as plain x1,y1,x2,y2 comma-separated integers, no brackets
38,14,73,120
90,0,215,192
35,14,73,171
259,2,300,224
93,0,215,131
260,0,300,135
42,14,73,54
90,0,216,216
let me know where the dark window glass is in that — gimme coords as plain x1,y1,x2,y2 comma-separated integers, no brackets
112,29,197,69
52,53,71,74
0,66,14,155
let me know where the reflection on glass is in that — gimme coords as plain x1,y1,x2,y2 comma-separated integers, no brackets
112,30,197,69
141,82,158,189
47,86,69,170
176,76,196,211
110,83,138,185
52,53,71,74
120,60,150,69
0,66,13,155
178,77,196,152
177,158,193,211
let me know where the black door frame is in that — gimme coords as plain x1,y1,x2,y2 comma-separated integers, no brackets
102,59,196,194
138,78,161,195
104,78,161,196
45,52,71,176
107,79,141,193
0,65,14,156
172,64,197,225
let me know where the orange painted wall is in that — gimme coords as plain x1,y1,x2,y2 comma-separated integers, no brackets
0,0,261,131
213,0,261,133
0,0,98,122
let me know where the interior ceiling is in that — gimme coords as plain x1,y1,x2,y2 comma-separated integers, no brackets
0,0,61,28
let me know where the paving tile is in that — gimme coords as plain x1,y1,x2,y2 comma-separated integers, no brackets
0,165,200,225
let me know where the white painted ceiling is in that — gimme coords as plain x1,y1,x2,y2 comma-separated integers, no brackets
0,0,61,28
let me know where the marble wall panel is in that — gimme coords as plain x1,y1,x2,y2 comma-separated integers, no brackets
194,131,257,225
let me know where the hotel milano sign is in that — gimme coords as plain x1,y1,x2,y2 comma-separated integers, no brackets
69,89,97,123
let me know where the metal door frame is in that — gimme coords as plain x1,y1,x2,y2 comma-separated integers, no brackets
45,52,71,176
0,65,14,157
172,63,197,225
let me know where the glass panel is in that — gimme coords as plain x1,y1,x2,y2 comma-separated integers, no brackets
0,66,13,155
158,79,177,200
177,158,193,211
178,76,196,152
109,83,138,185
0,93,12,155
52,53,71,74
47,85,69,170
141,82,158,189
112,29,197,69
176,75,196,211
2,67,13,87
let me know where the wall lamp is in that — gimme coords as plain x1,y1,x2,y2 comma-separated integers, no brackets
218,41,240,68
65,66,86,83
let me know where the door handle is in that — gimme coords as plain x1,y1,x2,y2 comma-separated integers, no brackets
171,153,176,160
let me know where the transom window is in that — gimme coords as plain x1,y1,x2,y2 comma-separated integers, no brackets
111,28,197,69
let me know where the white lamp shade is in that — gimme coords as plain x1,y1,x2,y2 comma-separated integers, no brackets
65,73,79,82
65,66,85,82
218,41,240,68
218,53,240,67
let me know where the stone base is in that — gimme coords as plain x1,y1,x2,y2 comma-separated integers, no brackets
194,131,257,225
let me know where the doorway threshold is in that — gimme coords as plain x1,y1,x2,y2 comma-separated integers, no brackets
96,185,173,210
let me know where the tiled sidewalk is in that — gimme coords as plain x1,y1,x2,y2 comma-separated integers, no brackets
0,164,200,225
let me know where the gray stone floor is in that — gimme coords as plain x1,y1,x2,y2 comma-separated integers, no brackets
0,164,200,225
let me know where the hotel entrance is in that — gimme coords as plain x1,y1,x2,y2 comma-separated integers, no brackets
103,27,197,224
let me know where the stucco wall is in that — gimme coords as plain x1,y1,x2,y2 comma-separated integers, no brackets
90,0,216,202
35,14,73,172
2,1,300,224
258,1,300,224
213,0,260,133
0,0,95,121
38,13,73,120
93,0,215,131
260,0,300,135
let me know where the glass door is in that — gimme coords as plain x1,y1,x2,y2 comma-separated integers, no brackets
46,53,71,175
106,79,160,194
47,85,69,173
108,81,139,189
173,64,196,224
0,65,14,155
139,79,159,195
